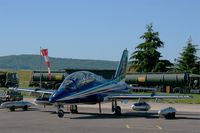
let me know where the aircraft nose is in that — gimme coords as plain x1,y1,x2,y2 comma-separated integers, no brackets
49,96,54,103
49,93,57,103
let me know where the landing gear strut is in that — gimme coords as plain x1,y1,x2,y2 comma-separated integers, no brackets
99,102,102,113
70,105,78,113
112,99,121,115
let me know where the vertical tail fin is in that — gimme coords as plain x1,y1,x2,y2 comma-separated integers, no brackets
114,49,128,80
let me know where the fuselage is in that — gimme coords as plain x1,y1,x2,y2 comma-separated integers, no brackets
49,71,128,104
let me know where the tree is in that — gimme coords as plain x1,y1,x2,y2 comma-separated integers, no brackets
153,60,173,72
129,23,172,72
177,38,199,74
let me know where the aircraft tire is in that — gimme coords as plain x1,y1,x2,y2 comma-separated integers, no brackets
23,105,28,111
10,106,15,112
171,112,176,119
58,109,64,118
114,106,121,115
168,113,175,119
165,113,175,119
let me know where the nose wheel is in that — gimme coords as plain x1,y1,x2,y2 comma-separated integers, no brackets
57,105,65,118
57,109,64,118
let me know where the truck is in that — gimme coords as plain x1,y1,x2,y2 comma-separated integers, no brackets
0,71,18,88
125,73,200,93
0,89,23,104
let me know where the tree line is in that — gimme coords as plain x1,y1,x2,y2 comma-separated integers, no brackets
129,23,200,74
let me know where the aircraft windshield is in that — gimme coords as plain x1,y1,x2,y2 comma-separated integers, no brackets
59,71,101,91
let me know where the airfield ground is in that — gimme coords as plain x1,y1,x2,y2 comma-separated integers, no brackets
0,99,200,133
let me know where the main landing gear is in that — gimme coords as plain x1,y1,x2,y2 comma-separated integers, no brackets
112,99,121,115
70,105,78,114
57,105,78,118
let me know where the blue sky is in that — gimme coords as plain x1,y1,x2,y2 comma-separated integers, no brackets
0,0,199,61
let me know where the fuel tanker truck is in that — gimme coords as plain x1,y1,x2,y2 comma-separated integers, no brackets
125,73,189,86
28,71,66,89
125,73,191,93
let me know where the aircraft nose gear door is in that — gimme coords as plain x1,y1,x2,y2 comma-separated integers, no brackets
112,99,121,115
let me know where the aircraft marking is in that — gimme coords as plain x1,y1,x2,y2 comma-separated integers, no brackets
156,125,163,130
126,124,130,129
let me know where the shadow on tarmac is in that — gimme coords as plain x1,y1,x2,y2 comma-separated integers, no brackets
1,107,40,112
175,113,200,120
175,117,200,120
40,110,158,119
39,108,200,120
69,112,159,119
69,112,200,120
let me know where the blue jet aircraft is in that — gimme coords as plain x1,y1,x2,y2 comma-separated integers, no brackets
12,49,192,118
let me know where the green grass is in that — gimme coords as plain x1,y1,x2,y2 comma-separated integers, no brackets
18,70,33,88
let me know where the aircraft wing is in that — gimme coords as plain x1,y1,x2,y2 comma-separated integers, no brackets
9,87,55,94
107,93,192,100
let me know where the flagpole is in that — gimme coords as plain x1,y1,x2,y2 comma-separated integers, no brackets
40,47,42,89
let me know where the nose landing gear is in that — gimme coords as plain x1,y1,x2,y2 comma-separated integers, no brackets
57,105,65,118
57,109,65,118
112,99,121,115
57,105,78,118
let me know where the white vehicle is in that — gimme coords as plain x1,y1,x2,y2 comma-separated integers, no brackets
158,107,176,119
131,102,151,111
1,101,32,111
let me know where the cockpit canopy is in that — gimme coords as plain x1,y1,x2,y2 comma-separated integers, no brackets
58,71,104,92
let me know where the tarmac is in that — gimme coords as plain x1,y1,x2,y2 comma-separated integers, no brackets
0,99,200,133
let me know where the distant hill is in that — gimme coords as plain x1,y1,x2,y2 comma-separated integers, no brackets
0,54,118,70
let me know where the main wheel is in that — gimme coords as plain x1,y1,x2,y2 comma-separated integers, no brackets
10,106,15,112
57,109,64,118
114,106,121,115
165,113,175,119
23,105,28,111
170,112,176,119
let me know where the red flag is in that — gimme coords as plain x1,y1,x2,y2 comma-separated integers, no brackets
41,49,48,57
41,49,52,80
